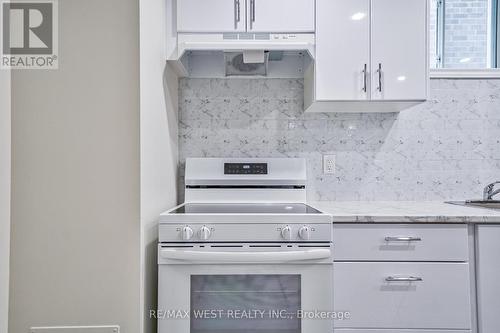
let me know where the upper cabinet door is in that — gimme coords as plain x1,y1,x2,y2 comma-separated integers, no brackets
371,0,428,100
247,0,315,32
177,0,246,32
315,0,370,101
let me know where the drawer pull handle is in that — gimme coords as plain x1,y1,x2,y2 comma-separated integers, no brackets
385,276,423,282
385,236,422,242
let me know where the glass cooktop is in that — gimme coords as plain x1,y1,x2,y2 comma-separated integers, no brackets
169,203,322,214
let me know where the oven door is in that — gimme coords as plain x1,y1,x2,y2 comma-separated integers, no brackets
158,245,333,333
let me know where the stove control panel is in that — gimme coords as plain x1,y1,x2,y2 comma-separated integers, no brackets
162,224,331,243
224,163,268,174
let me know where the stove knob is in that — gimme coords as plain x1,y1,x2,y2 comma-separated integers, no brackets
198,226,211,240
298,226,311,240
181,226,194,240
281,225,293,240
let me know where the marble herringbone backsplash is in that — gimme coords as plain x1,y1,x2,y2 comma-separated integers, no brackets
178,78,500,201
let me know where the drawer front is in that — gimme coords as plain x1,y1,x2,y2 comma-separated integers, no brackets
333,262,472,329
333,224,469,261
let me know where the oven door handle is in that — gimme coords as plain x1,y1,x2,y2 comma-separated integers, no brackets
160,248,331,262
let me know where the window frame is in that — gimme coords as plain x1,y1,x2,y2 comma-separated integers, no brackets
430,68,500,78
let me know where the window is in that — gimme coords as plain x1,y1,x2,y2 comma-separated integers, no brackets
430,0,499,69
190,274,301,333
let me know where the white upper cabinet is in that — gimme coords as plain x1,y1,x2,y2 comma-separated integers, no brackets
306,0,428,112
371,0,428,100
177,0,246,32
316,0,370,101
247,0,315,33
177,0,314,33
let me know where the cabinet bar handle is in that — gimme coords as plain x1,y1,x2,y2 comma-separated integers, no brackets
234,0,240,29
377,63,382,92
237,0,241,22
385,236,422,242
386,276,423,282
362,64,367,93
250,0,256,29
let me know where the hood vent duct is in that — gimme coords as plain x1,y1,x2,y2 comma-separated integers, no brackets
225,51,269,77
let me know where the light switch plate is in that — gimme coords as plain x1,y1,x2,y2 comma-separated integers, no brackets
30,326,119,333
323,154,336,174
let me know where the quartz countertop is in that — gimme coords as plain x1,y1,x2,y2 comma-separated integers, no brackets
308,201,500,223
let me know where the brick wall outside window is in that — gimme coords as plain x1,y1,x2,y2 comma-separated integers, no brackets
445,0,489,68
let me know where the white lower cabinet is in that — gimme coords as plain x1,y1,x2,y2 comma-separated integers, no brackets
332,224,473,333
333,262,472,330
476,225,500,333
333,224,469,261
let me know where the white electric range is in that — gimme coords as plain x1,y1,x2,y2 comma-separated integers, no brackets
158,158,333,333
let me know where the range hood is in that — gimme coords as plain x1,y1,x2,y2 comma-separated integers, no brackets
177,33,315,56
168,33,315,78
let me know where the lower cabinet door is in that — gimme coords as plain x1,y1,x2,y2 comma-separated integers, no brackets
333,262,472,330
476,225,500,333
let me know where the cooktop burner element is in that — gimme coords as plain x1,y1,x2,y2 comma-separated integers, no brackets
169,203,322,214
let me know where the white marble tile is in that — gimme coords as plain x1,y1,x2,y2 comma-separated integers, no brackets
178,78,500,202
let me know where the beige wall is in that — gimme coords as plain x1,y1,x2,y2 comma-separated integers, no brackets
9,0,141,332
139,0,179,331
0,69,11,333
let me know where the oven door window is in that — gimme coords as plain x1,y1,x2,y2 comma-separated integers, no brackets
191,274,301,333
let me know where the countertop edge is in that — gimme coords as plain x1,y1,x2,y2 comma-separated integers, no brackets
308,201,500,224
330,216,500,223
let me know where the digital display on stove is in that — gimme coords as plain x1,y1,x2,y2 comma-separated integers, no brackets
224,163,268,174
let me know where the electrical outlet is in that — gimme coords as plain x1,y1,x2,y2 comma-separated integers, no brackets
323,155,336,174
